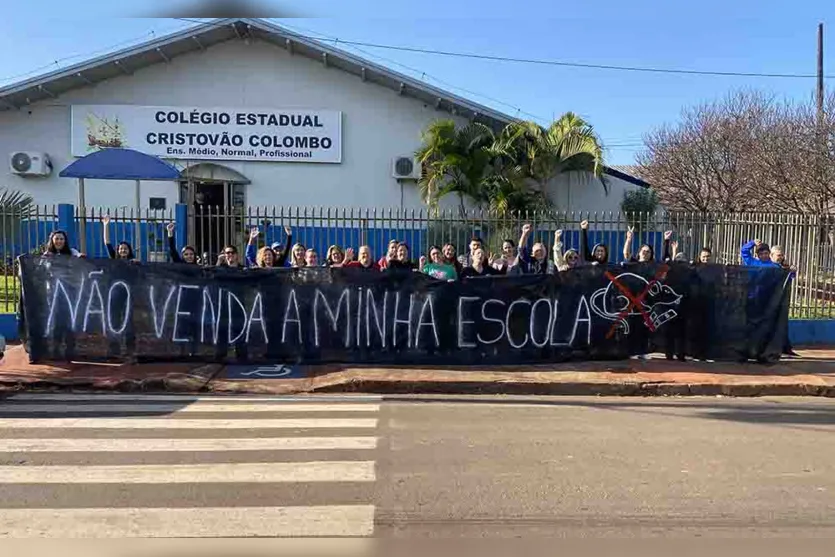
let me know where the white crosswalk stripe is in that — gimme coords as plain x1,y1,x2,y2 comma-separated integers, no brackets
8,393,383,402
0,417,378,429
1,436,378,452
0,393,381,538
0,506,376,537
0,403,380,413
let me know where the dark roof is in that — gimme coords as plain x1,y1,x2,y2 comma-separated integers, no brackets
603,165,650,188
0,18,512,129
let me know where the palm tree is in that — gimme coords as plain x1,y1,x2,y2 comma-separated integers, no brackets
0,188,34,245
496,113,607,195
415,120,496,214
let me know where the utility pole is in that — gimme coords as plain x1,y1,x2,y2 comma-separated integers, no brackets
817,22,824,121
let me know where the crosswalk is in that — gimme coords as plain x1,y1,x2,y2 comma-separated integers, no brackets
0,393,382,538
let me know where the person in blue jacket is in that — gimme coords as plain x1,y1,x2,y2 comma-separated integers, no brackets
740,239,780,267
741,239,794,361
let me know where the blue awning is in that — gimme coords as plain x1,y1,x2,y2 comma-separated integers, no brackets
59,148,180,181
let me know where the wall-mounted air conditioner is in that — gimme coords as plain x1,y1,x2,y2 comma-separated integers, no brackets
10,152,52,177
391,156,421,180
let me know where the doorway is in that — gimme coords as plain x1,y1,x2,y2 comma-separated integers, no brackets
179,164,249,264
194,181,227,263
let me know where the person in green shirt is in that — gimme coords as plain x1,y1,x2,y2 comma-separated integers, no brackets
419,245,458,281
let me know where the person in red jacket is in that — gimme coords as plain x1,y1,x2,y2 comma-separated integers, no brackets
344,246,381,270
376,239,398,270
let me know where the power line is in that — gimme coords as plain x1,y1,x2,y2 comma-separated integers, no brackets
324,39,833,80
272,20,549,124
176,18,833,80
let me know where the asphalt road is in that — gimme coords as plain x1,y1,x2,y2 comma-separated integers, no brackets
0,393,834,544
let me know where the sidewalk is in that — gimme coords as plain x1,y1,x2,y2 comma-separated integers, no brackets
1,345,834,397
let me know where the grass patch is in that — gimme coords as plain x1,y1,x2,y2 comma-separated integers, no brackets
0,275,19,314
790,305,835,320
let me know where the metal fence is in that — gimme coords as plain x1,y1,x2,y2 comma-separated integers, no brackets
1,205,834,319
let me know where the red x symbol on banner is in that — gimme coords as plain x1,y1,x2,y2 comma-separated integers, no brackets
603,265,669,339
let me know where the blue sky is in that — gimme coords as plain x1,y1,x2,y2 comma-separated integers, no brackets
1,0,833,165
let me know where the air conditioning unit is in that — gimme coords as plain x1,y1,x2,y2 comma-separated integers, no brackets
10,152,52,177
392,156,421,180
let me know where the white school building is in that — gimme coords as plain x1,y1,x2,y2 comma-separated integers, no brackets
0,17,648,218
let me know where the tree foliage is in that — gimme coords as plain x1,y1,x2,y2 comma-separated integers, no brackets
638,90,835,214
416,113,606,216
620,188,659,232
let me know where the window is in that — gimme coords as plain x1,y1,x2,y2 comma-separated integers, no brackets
149,197,166,211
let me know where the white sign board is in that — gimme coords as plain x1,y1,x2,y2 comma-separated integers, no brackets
71,105,342,163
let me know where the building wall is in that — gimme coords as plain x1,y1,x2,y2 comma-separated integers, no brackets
0,38,469,211
545,171,644,215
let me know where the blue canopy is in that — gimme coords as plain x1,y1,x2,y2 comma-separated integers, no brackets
60,148,180,180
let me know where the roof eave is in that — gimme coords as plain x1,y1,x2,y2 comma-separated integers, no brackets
603,166,651,189
0,17,516,129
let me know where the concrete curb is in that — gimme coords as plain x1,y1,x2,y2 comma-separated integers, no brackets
203,376,835,398
0,364,222,394
2,342,835,397
3,376,834,398
300,379,835,398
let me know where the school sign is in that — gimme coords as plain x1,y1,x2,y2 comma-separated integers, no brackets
71,105,343,163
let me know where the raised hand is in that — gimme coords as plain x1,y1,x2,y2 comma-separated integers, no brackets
664,230,673,240
284,225,292,236
522,223,532,234
670,240,679,253
626,226,635,238
754,239,762,247
102,215,111,226
580,220,589,230
555,229,563,239
345,247,355,261
419,255,427,266
166,222,175,237
488,252,496,266
249,227,260,240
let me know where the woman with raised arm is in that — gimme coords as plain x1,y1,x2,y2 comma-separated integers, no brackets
245,227,262,267
553,229,581,272
623,226,655,263
579,220,609,265
659,230,675,262
517,223,549,274
101,216,134,260
271,225,293,267
166,223,198,264
377,239,399,270
344,246,381,271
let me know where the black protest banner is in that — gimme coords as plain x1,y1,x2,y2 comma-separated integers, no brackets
18,256,791,365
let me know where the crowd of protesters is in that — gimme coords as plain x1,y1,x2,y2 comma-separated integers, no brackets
38,217,797,360
39,216,796,276
38,216,797,276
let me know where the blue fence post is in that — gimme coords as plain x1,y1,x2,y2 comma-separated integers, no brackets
175,203,188,254
56,204,76,249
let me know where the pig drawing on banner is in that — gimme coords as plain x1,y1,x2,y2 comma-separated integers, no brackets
589,271,682,335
